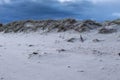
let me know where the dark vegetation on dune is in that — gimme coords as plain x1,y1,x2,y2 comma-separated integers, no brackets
0,18,120,33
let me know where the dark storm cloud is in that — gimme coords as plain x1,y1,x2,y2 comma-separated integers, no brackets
1,0,120,23
0,0,92,23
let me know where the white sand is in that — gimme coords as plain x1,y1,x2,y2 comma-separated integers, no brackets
0,31,120,80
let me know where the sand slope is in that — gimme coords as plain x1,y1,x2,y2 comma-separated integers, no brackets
0,31,120,80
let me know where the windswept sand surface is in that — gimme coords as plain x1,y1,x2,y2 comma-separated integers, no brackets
0,31,120,80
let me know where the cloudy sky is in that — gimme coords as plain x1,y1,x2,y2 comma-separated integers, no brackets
0,0,120,23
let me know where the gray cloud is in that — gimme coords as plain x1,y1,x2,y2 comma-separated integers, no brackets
0,0,120,23
0,0,91,23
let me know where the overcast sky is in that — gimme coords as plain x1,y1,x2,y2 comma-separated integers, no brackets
0,0,120,23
